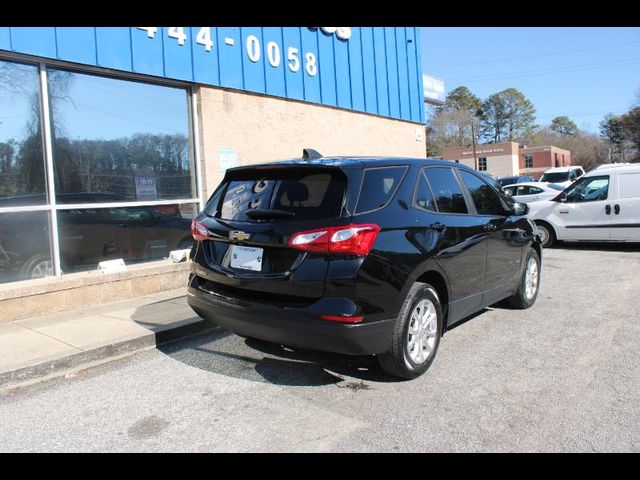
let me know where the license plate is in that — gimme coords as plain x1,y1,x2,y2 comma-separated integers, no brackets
229,245,263,272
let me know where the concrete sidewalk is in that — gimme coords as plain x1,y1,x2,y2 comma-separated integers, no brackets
0,289,215,390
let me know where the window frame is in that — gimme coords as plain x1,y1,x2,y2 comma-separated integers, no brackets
0,51,202,280
421,166,472,216
454,168,511,217
354,165,409,215
562,175,610,204
524,155,533,169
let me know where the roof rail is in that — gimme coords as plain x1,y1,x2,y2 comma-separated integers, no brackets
302,148,323,160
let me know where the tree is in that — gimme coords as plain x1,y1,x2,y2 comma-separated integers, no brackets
620,107,640,162
599,114,627,162
527,126,608,172
550,116,578,137
441,86,483,151
481,88,536,143
426,108,476,156
480,92,507,143
444,86,482,113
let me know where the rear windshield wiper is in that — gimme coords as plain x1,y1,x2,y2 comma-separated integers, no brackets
245,209,296,220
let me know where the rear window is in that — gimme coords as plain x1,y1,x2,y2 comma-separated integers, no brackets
206,169,346,221
540,172,570,183
356,166,407,213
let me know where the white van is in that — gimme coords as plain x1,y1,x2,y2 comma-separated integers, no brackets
527,163,640,247
539,166,585,188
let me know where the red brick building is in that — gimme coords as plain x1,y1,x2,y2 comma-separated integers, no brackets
441,142,572,180
519,145,572,179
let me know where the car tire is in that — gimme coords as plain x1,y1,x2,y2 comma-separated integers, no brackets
505,248,541,309
378,282,443,380
20,253,54,279
535,221,555,248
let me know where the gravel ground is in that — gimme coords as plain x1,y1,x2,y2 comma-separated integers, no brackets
1,244,639,452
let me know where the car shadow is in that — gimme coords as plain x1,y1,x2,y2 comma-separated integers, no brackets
157,327,401,387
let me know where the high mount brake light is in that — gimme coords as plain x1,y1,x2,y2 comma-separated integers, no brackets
191,219,209,241
288,224,380,256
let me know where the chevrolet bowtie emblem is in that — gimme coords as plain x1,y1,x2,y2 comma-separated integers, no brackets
230,230,251,241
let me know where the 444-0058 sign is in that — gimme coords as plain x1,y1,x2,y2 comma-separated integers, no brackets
137,27,351,78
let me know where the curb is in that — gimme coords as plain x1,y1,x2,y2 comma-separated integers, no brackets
0,319,218,391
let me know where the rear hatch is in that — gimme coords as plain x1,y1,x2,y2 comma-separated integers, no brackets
192,165,349,302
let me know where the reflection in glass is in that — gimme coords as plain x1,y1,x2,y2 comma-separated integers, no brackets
47,69,194,202
0,211,53,284
0,60,46,205
57,203,197,273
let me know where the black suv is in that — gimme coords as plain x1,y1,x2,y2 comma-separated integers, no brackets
187,155,542,379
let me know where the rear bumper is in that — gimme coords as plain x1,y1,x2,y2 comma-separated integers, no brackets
186,275,395,356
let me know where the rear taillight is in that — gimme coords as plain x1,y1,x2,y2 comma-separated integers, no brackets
320,314,363,323
288,224,380,256
191,219,209,241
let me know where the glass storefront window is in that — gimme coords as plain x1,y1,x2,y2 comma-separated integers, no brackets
1,56,199,284
0,60,47,205
56,203,197,273
47,69,194,203
0,211,53,284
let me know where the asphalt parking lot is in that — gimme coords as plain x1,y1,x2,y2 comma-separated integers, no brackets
1,244,639,452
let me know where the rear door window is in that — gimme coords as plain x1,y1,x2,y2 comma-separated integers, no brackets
423,167,468,214
207,169,346,222
356,166,408,213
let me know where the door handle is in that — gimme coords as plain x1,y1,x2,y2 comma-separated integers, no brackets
483,223,497,232
605,205,611,215
614,204,620,215
430,222,446,232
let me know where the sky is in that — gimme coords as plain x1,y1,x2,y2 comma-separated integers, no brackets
420,27,640,133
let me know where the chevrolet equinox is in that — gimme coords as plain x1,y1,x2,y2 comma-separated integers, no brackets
187,154,542,379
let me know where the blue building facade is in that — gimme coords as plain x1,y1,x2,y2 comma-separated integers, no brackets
0,26,426,288
0,27,425,124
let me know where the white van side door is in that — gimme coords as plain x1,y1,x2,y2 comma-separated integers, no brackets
610,171,640,241
557,175,612,241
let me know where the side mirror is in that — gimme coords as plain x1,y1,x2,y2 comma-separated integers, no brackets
512,202,529,216
556,192,567,202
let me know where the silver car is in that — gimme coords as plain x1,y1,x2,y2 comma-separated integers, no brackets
503,182,565,204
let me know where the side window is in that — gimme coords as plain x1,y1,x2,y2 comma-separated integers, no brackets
503,186,515,196
529,186,543,194
459,170,507,216
423,168,468,214
356,166,407,213
564,176,609,203
413,171,437,212
516,186,528,196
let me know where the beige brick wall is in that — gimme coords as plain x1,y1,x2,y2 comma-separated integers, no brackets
196,86,426,196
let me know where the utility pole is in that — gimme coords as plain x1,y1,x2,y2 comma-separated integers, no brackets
471,120,478,171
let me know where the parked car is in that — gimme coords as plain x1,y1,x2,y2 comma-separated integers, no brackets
187,154,542,379
496,175,535,187
503,182,565,203
0,193,193,280
526,163,640,248
539,166,585,188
